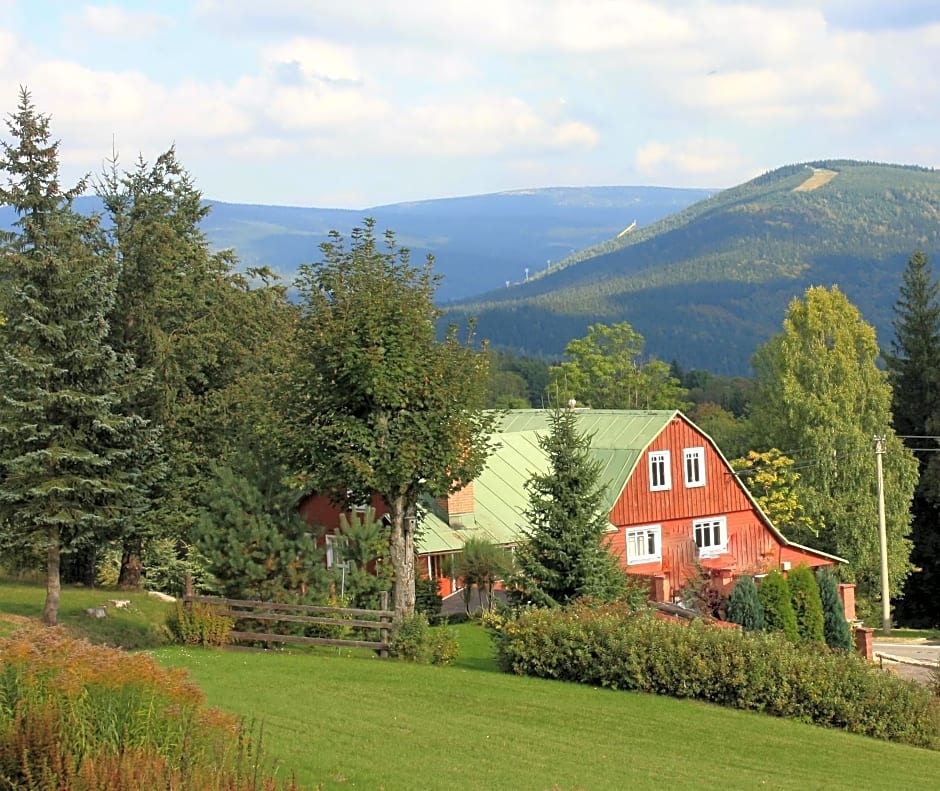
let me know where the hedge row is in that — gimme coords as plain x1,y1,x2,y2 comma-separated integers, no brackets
491,601,940,749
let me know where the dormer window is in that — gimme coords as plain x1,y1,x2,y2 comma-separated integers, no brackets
649,450,671,491
684,447,706,488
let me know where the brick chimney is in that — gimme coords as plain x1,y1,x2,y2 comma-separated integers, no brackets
435,481,475,519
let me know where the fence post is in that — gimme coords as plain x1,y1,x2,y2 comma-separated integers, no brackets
379,590,390,658
183,572,194,610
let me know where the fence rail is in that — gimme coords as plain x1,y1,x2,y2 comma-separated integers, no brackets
183,591,394,657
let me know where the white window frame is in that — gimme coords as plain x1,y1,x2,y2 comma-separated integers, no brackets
325,534,347,569
625,525,662,565
683,447,706,488
648,450,672,491
693,516,728,556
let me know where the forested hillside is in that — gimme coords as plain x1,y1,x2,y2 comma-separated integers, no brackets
446,161,940,374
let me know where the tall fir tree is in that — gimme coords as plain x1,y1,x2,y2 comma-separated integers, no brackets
98,148,295,588
886,251,940,626
512,407,627,606
0,89,151,624
817,566,853,650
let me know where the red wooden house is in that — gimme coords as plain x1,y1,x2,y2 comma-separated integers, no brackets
300,409,848,611
417,409,845,605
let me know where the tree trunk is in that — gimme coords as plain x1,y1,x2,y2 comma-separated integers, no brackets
388,494,416,617
118,536,143,589
43,525,61,626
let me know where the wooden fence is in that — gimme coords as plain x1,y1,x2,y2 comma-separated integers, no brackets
183,591,394,657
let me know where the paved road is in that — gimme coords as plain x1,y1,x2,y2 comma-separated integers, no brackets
873,640,940,665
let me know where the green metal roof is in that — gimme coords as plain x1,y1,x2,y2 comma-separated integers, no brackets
417,409,676,554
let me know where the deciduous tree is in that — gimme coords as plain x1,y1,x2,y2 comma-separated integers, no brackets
749,286,917,616
280,219,496,616
548,322,689,409
730,449,815,542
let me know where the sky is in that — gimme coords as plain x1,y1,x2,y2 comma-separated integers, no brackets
2,0,940,208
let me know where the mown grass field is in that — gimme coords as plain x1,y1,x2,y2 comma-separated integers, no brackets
3,581,940,790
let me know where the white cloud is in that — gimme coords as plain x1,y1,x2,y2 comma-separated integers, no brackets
70,5,172,39
636,139,754,183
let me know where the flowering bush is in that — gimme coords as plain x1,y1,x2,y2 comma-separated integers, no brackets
0,626,301,790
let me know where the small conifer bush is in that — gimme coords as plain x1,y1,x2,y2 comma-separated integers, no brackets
788,564,825,644
817,566,853,650
757,569,799,642
727,576,764,631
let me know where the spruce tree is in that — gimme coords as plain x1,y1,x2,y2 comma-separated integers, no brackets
98,148,295,588
756,570,799,642
817,566,853,650
886,251,940,626
513,407,627,606
0,88,150,624
194,450,323,601
787,564,825,644
726,575,764,631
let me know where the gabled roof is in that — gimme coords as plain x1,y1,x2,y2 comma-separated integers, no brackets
418,409,676,554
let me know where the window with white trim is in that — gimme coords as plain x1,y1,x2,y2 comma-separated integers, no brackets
325,534,347,569
684,447,706,487
648,450,671,491
693,516,727,556
625,525,661,565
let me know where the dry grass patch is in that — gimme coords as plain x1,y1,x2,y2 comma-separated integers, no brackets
794,167,838,192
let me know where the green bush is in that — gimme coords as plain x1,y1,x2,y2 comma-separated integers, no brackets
493,600,940,749
758,569,799,642
415,574,443,618
788,564,825,644
390,614,459,665
166,600,233,647
817,567,853,650
0,626,300,790
726,576,764,631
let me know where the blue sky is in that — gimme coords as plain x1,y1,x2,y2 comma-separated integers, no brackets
3,1,940,208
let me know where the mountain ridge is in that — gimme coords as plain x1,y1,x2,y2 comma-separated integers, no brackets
444,160,940,374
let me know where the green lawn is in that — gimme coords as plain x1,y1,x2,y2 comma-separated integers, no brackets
152,630,940,791
0,578,173,648
4,583,940,790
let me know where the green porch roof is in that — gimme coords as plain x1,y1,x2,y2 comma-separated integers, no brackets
417,409,676,555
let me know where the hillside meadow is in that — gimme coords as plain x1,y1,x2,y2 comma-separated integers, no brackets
2,582,940,789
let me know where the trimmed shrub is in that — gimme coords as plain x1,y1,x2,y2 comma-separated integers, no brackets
727,576,764,631
788,564,825,644
817,567,853,650
492,601,940,749
757,569,798,642
0,626,300,789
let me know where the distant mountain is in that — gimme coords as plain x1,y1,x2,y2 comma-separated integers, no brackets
445,161,940,375
0,186,712,304
198,187,713,301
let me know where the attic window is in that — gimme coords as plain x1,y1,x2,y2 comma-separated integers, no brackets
649,451,671,491
684,447,706,488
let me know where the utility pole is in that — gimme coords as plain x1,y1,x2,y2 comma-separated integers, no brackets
874,435,891,634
